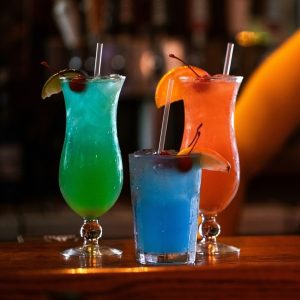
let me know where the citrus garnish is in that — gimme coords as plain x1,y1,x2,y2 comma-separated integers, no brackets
155,64,209,108
178,147,231,173
176,122,230,173
41,69,85,99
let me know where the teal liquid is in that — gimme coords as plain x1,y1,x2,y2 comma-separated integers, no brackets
59,75,125,218
129,152,201,254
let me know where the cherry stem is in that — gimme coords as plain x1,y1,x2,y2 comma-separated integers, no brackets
169,54,201,78
188,123,203,154
40,61,59,73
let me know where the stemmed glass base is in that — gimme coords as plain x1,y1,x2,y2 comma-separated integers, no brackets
197,214,240,257
197,240,240,256
61,245,122,257
61,219,122,265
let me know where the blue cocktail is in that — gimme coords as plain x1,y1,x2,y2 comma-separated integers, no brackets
129,150,202,264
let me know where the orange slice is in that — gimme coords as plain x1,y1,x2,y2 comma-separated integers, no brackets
41,69,85,99
155,65,209,108
178,147,231,173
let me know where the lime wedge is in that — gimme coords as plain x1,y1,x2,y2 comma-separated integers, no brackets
41,69,85,99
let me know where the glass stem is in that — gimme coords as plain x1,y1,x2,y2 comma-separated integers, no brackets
199,214,220,253
80,219,102,254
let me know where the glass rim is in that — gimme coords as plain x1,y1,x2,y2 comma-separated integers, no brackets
129,151,202,159
178,74,243,83
59,74,126,82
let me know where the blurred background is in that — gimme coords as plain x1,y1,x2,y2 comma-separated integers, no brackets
0,0,299,241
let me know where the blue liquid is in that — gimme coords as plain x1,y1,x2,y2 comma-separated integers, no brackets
129,153,201,254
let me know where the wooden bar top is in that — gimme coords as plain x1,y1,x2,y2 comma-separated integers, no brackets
0,236,300,299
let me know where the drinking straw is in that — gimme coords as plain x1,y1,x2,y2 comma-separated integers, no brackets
223,43,234,75
94,42,103,77
158,79,174,154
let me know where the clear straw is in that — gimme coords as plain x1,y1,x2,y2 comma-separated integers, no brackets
158,79,174,154
223,43,234,75
94,42,103,77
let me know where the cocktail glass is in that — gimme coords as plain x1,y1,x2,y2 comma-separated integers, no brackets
58,74,125,260
179,75,243,256
129,150,202,265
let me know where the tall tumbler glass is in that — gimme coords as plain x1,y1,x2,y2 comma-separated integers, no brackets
129,151,202,265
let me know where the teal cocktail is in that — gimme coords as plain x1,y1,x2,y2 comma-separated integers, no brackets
59,74,125,259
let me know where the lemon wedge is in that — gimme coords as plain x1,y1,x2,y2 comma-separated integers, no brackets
177,147,231,173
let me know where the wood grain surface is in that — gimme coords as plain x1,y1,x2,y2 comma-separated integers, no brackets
0,236,299,299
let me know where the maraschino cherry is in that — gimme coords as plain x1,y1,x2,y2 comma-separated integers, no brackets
69,75,86,92
176,123,203,172
169,54,211,91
